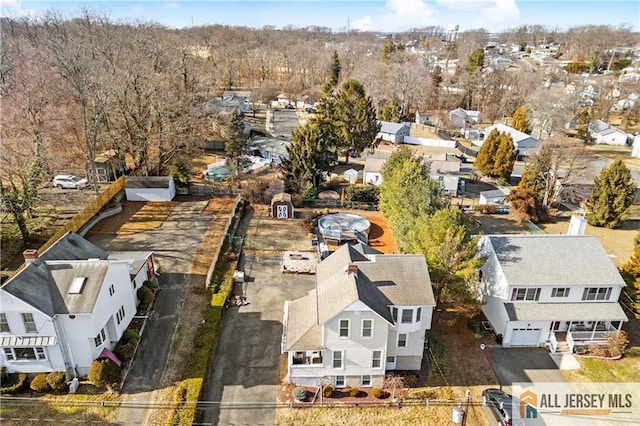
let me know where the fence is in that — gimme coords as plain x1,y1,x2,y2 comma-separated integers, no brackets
302,199,377,211
205,194,242,288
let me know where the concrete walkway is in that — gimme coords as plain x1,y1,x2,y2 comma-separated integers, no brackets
549,353,581,370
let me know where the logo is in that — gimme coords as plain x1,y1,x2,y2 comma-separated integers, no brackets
520,390,538,419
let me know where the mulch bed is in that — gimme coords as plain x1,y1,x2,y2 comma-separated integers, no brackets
281,384,409,406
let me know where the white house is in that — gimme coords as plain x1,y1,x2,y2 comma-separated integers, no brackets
479,189,508,205
632,135,640,158
377,121,410,144
478,235,627,353
0,232,155,377
282,243,435,388
363,157,386,186
430,174,462,197
125,176,176,202
449,108,480,129
475,123,540,160
429,153,461,174
588,120,630,146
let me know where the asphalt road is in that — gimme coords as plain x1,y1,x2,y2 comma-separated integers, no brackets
86,200,212,425
198,251,315,425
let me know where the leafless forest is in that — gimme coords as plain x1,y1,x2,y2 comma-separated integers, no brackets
1,9,638,186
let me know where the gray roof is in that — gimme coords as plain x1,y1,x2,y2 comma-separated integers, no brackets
1,232,110,316
364,157,386,173
486,235,626,287
284,243,434,350
480,189,507,199
378,121,407,135
505,302,627,322
108,251,153,278
248,136,290,157
125,176,172,189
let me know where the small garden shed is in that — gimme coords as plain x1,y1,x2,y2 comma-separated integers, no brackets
270,192,294,219
343,168,358,184
125,176,176,202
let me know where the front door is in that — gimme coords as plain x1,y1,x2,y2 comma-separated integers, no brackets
551,321,560,331
276,204,288,218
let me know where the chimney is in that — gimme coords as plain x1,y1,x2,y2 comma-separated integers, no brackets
23,249,39,264
346,263,358,277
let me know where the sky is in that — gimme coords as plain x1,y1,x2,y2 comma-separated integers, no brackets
1,0,639,34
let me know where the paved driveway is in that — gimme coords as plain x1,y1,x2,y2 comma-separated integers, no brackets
87,200,212,425
199,250,315,426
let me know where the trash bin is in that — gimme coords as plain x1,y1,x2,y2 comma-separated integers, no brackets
496,333,503,345
452,406,464,424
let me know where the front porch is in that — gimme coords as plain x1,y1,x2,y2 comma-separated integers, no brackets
547,321,623,354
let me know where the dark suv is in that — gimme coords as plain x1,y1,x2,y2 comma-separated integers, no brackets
482,388,525,426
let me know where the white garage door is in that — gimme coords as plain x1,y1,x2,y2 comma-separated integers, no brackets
511,328,541,346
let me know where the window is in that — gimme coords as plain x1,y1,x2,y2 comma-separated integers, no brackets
582,287,612,301
361,319,373,338
21,313,36,333
416,307,422,322
35,347,46,360
386,356,396,363
4,348,14,361
116,306,125,325
511,288,540,301
397,333,407,348
335,375,345,387
0,313,10,333
361,375,371,386
551,288,570,298
332,351,343,369
391,307,398,322
94,328,107,347
339,319,350,337
401,309,413,324
108,284,115,296
372,350,382,368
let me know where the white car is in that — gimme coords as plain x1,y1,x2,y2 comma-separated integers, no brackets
52,174,89,190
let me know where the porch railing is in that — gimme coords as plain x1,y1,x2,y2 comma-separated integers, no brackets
567,332,575,353
548,331,558,353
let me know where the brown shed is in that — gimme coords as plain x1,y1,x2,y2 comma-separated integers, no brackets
270,192,294,219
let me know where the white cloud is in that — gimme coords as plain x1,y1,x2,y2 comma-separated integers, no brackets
351,0,437,32
0,0,35,19
437,0,489,11
164,2,181,11
477,0,519,25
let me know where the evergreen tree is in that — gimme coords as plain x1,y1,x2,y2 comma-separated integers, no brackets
329,50,341,87
475,129,514,180
620,232,640,318
378,98,403,123
379,147,446,249
224,111,247,183
334,79,381,163
404,207,483,305
586,158,636,228
465,48,485,74
281,122,334,193
511,104,532,133
381,38,396,63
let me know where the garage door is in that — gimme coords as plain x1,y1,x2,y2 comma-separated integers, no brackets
511,328,541,346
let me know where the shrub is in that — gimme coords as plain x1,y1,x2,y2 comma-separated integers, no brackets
114,342,136,361
46,371,67,392
30,374,50,393
323,385,334,398
293,387,307,401
0,373,27,394
301,182,317,201
372,387,383,398
88,359,121,388
142,280,158,291
137,286,155,308
349,387,361,397
122,328,140,344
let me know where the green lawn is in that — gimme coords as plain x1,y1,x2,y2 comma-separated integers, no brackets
563,347,640,383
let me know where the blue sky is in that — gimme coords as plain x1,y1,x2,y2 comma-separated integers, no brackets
1,0,639,33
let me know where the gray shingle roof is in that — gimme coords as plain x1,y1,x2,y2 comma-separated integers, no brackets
284,244,434,350
505,302,627,321
378,121,407,134
487,235,626,287
124,176,172,189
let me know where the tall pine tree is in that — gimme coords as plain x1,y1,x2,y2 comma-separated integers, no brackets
475,129,515,181
224,112,246,178
586,158,636,228
620,232,640,318
511,104,532,133
329,50,341,87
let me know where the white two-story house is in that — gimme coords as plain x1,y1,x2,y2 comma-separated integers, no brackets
282,243,435,388
0,232,155,377
478,234,628,353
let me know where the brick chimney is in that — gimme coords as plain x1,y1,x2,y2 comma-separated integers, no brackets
346,263,358,277
23,249,39,264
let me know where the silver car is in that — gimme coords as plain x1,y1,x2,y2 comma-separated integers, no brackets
52,174,89,189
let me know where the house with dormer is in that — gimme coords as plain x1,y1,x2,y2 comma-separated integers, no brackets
0,232,154,377
478,235,627,353
475,123,540,160
282,243,435,388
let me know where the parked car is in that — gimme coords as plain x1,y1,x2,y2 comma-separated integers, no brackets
482,388,525,425
52,174,89,190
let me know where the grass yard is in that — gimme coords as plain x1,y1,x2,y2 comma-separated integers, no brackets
538,216,639,266
562,347,640,383
243,204,314,252
0,208,58,271
0,387,120,425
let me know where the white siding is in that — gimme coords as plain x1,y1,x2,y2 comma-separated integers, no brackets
478,239,509,300
481,295,510,337
537,285,622,303
503,321,549,347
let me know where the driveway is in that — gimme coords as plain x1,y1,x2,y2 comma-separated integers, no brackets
86,200,212,425
199,250,315,425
